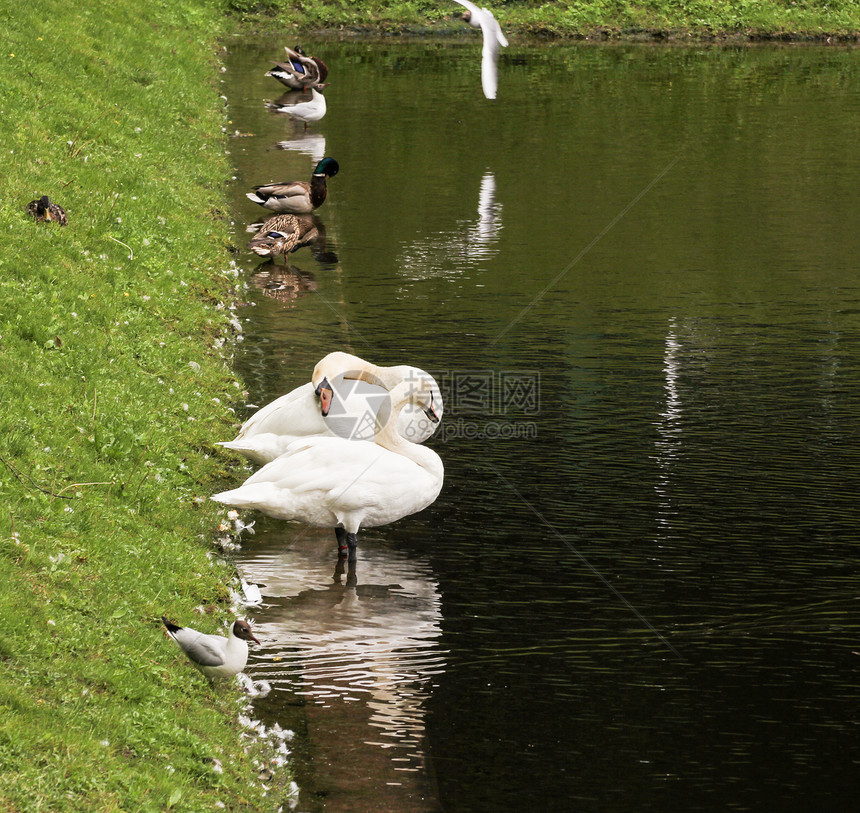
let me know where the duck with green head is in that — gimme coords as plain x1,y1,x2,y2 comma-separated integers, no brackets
246,157,339,215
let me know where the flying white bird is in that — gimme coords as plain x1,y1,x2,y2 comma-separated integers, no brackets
453,0,508,100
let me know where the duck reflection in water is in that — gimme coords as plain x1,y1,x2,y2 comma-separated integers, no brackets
251,262,317,305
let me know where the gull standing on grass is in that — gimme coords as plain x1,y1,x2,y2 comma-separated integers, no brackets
453,0,508,100
162,616,260,680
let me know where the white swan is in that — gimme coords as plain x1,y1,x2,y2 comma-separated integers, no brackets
212,379,444,560
219,351,444,465
453,0,508,100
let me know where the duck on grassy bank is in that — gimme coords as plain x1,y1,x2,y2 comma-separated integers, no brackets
26,195,67,225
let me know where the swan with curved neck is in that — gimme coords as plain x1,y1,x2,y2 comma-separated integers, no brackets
212,379,444,560
219,351,443,465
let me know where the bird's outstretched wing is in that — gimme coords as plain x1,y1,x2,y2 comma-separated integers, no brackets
452,1,508,100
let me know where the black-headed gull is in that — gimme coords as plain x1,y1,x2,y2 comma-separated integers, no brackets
270,88,327,129
162,616,260,679
453,0,508,100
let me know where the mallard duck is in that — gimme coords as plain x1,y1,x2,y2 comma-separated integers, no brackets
269,87,327,129
247,213,320,261
246,157,339,215
162,616,260,680
453,0,508,100
212,378,444,562
265,45,328,91
26,195,67,226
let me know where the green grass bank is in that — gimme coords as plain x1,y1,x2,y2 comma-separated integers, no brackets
0,0,283,810
231,0,860,40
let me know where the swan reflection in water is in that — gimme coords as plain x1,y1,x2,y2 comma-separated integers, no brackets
397,170,502,279
239,528,445,776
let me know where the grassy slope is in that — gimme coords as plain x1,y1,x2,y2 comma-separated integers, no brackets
229,0,860,38
0,1,276,810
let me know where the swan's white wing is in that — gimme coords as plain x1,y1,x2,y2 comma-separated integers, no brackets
216,435,442,529
217,433,305,466
230,382,325,440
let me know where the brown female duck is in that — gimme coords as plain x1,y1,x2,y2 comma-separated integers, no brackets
248,213,320,261
26,195,67,225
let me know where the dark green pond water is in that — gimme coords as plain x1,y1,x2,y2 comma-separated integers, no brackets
220,36,860,812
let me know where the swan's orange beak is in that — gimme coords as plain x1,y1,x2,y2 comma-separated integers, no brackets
424,394,441,424
316,378,334,417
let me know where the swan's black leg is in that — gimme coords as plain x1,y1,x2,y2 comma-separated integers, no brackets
333,556,357,587
335,527,348,558
345,557,357,587
335,528,358,562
